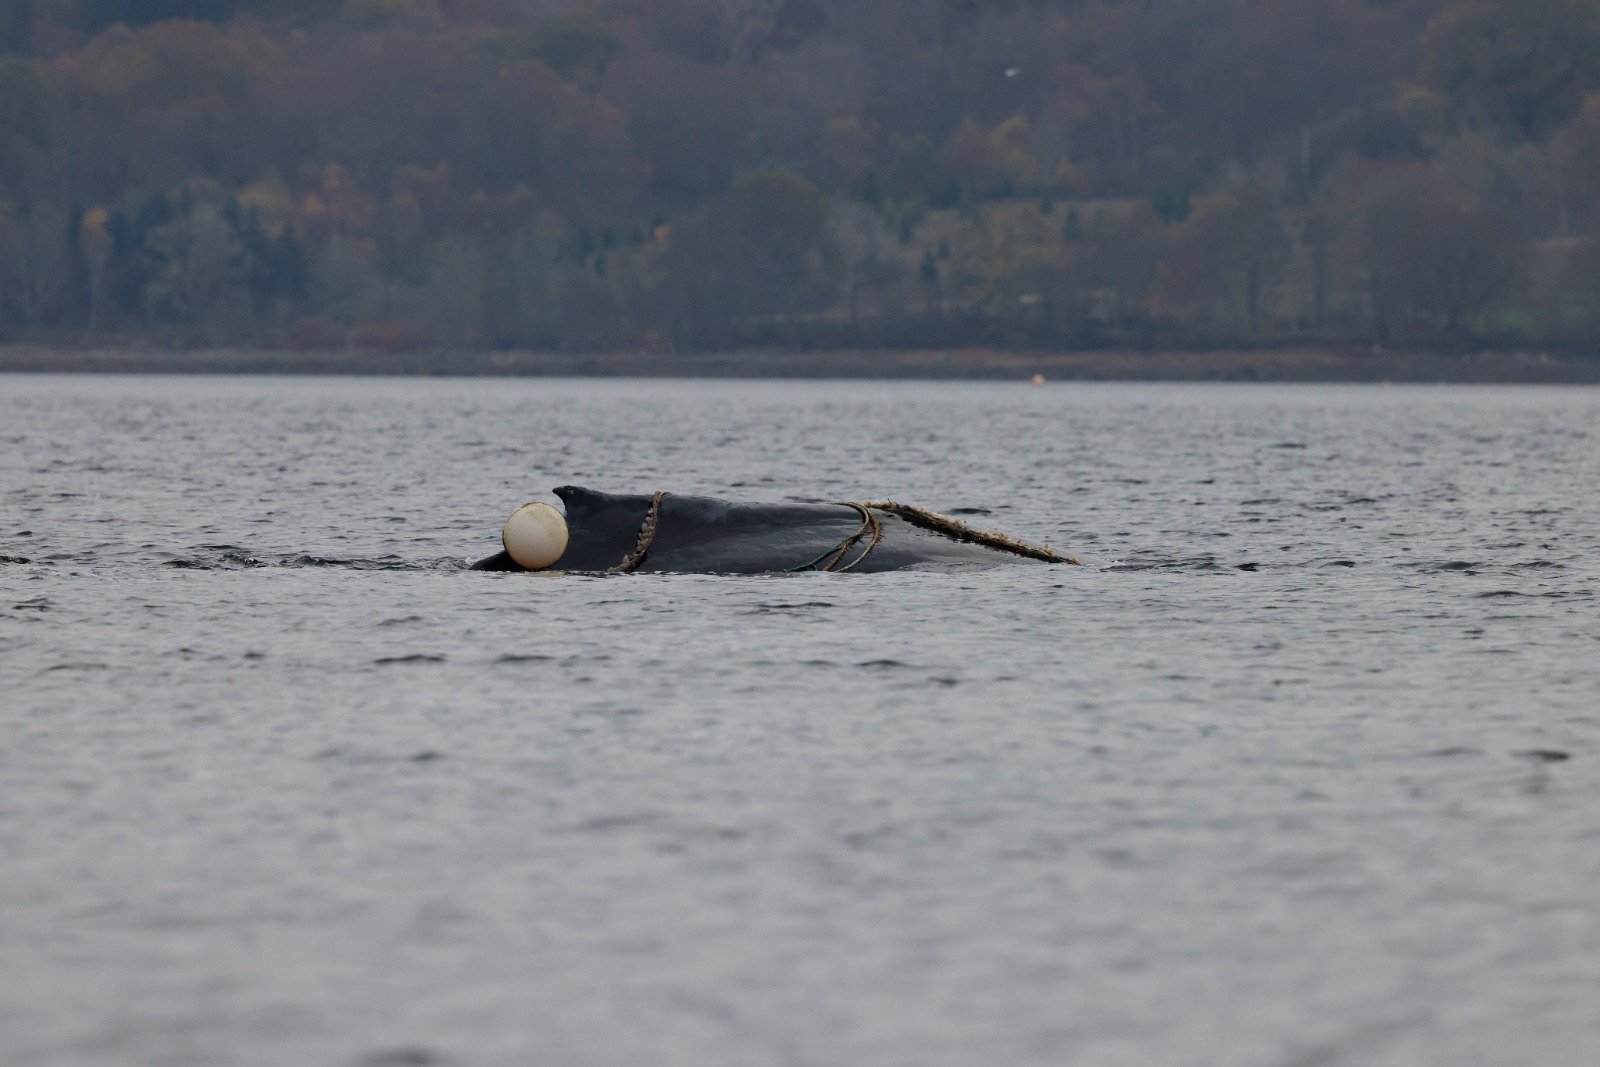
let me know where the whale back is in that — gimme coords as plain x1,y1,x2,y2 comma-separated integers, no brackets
473,486,1059,574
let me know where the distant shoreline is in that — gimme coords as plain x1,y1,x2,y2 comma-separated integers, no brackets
3,345,1599,383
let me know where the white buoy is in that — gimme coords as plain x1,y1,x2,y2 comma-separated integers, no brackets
502,501,569,570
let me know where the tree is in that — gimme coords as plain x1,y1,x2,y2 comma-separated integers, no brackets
660,168,836,345
0,57,49,183
0,200,70,329
44,19,284,199
944,200,1083,341
79,206,112,334
2,1,34,53
73,1,323,33
1078,200,1169,333
607,50,760,207
826,200,903,332
885,134,943,205
1156,185,1290,337
141,203,248,323
941,115,1040,201
1549,94,1600,234
1425,0,1600,138
485,60,647,214
521,8,622,87
2,0,1594,353
1363,168,1526,340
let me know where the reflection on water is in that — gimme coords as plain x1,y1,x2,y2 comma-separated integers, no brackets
2,376,1598,1067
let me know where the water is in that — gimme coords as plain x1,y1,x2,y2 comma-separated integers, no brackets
3,375,1597,1067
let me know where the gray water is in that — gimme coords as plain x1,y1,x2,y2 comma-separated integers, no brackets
2,376,1598,1067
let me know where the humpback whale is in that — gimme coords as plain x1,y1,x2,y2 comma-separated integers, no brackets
471,486,1079,574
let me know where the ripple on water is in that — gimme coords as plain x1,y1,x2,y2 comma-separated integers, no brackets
1,378,1598,1067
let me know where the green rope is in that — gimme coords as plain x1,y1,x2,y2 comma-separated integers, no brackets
784,504,877,572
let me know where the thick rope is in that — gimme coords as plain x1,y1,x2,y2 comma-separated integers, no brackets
609,490,667,573
859,500,1082,565
611,492,1078,573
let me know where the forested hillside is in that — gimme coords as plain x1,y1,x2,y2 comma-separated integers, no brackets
3,0,1599,355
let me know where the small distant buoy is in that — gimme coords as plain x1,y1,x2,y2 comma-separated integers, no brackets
1030,373,1046,387
502,501,569,570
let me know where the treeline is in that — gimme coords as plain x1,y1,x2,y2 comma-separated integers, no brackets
3,0,1600,354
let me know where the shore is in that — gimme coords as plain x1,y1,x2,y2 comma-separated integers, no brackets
3,344,1598,383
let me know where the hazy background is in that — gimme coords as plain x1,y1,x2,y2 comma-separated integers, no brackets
3,1,1600,361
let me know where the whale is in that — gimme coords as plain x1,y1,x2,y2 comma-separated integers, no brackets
470,486,1078,574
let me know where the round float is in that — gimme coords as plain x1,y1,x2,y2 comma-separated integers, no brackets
501,501,569,570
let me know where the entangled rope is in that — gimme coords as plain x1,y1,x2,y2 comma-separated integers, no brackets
608,490,667,573
784,503,885,573
610,493,1079,573
858,500,1082,565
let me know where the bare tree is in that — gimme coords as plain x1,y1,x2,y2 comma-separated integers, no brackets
0,202,71,332
826,201,902,332
79,206,112,336
1363,169,1526,341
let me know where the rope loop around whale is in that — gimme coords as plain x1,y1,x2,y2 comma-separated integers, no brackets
608,490,667,573
784,503,884,573
608,492,1080,573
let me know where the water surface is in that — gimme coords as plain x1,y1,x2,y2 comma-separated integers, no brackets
3,376,1598,1066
